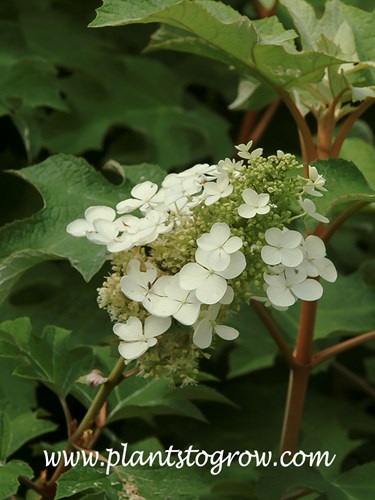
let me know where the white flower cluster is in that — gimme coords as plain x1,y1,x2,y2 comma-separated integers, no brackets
261,229,337,308
67,141,337,364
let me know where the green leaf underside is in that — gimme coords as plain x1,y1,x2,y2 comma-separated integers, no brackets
91,0,342,94
0,154,128,305
0,317,94,398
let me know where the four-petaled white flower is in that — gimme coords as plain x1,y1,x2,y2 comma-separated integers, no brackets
197,223,243,271
114,316,171,360
261,227,303,267
145,275,201,325
299,198,329,223
235,140,253,159
179,248,246,304
203,175,233,206
303,166,327,197
264,269,323,307
66,206,118,244
217,158,244,176
120,259,158,306
238,188,270,219
193,304,239,349
116,181,161,214
299,235,337,282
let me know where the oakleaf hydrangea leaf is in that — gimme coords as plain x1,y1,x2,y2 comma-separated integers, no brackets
0,461,33,499
0,317,94,398
0,154,128,305
91,0,341,96
0,405,57,460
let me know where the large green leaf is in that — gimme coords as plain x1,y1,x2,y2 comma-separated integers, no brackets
0,405,57,459
41,56,231,167
0,317,94,398
0,154,127,304
0,262,113,345
91,0,341,95
280,0,375,109
340,137,375,189
308,158,375,229
0,359,36,409
0,460,33,499
0,20,65,115
55,466,122,499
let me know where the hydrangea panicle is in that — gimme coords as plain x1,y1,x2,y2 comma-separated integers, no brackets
67,141,337,381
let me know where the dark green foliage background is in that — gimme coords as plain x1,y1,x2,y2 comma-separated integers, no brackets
0,0,375,498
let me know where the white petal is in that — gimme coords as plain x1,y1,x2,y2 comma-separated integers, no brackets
113,317,143,341
304,235,326,259
107,236,135,253
179,263,209,291
215,325,239,341
118,341,149,360
257,205,270,215
197,233,217,252
261,246,281,265
205,194,220,206
86,232,110,245
144,293,179,317
196,275,227,304
220,251,246,279
291,279,323,301
258,193,270,206
204,183,220,195
66,219,92,237
208,249,231,272
210,223,230,245
314,258,337,282
174,301,201,326
238,204,256,219
223,236,243,254
131,181,158,201
280,229,302,249
280,248,304,268
242,188,258,205
120,276,146,302
267,285,296,307
144,315,171,338
265,227,282,246
85,206,116,223
93,219,118,240
206,303,221,321
116,198,143,214
193,319,213,348
220,286,234,304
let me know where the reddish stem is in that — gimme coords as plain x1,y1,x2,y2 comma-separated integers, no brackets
314,201,367,242
280,300,318,453
237,111,258,144
312,330,375,367
252,98,281,146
